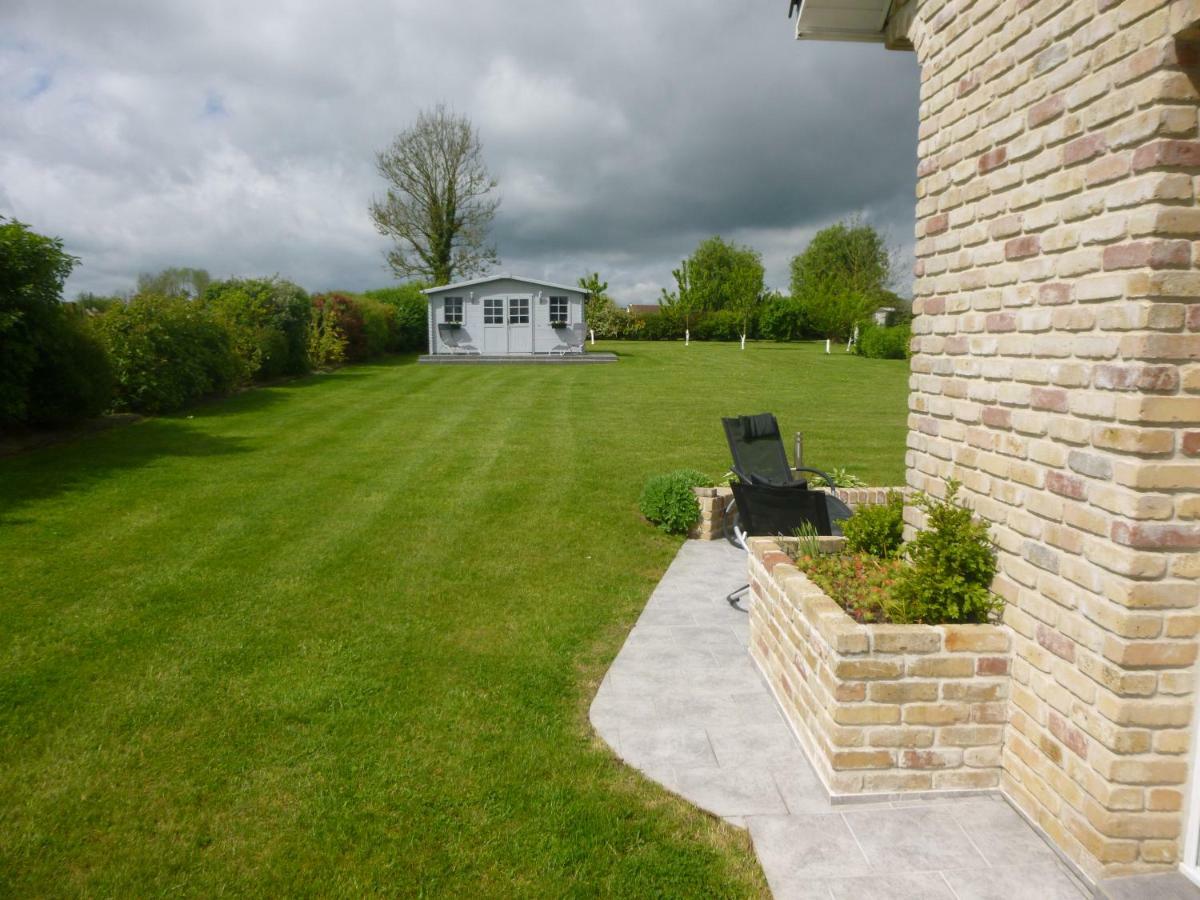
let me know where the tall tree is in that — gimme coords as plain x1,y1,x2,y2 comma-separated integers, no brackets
686,236,764,314
658,260,700,343
136,267,211,299
790,218,892,341
661,236,764,345
370,105,500,286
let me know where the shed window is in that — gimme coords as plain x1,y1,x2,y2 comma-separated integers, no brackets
444,297,463,324
484,297,504,324
509,297,530,325
549,296,569,324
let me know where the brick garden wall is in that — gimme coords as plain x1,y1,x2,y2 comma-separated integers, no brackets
900,0,1200,878
689,485,907,541
749,537,1012,796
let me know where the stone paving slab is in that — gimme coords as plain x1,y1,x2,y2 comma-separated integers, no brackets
590,539,1093,899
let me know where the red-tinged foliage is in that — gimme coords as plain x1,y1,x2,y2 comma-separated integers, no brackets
312,293,368,362
792,552,906,624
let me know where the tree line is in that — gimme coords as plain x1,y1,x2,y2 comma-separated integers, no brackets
580,221,907,347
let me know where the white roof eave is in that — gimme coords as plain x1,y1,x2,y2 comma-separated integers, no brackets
421,273,584,296
793,0,891,42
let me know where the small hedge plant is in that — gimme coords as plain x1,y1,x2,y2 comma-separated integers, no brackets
856,321,911,359
889,480,999,625
842,491,904,559
639,469,713,534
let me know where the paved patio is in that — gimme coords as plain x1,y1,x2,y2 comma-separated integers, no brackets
590,539,1092,899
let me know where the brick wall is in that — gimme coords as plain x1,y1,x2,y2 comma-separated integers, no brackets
901,0,1200,879
749,536,1011,795
689,485,908,541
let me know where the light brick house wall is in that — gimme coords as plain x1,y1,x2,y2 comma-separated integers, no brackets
891,0,1200,879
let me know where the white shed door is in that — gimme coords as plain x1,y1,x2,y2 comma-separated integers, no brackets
508,296,532,353
482,297,506,354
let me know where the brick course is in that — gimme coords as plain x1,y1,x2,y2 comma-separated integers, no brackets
895,0,1200,879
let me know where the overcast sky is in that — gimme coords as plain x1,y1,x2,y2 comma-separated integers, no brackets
2,1,919,304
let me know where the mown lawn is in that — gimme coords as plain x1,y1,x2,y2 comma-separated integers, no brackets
0,341,908,897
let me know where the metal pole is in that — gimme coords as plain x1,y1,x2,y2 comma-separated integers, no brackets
794,432,804,469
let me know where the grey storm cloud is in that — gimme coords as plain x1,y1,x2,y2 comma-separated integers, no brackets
1,0,919,303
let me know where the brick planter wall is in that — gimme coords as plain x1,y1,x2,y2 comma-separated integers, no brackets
748,536,1012,796
690,486,735,540
689,485,908,541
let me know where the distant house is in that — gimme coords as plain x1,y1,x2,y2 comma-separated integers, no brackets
422,275,587,356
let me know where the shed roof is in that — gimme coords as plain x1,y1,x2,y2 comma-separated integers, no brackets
421,274,584,296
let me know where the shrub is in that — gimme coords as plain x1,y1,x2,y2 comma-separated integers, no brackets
809,467,866,489
92,294,239,413
889,481,999,625
201,278,311,381
362,284,429,352
307,299,347,369
357,297,399,357
758,294,810,342
311,293,367,361
639,469,714,534
857,321,911,359
24,313,114,425
842,491,904,559
638,312,685,341
691,309,743,342
0,218,80,424
586,295,639,339
797,552,906,624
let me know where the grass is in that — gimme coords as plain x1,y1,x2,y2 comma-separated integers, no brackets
0,341,908,897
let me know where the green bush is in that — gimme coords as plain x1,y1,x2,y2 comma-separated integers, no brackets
586,295,639,339
691,309,743,341
842,491,904,559
639,469,714,534
758,295,810,342
637,312,684,341
201,278,311,381
312,293,368,362
362,284,428,352
23,312,114,425
857,321,911,359
0,218,80,424
92,294,239,413
889,481,999,625
356,297,402,356
306,299,347,369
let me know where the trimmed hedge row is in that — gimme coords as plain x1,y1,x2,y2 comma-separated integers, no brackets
85,282,429,415
587,295,861,343
3,263,429,425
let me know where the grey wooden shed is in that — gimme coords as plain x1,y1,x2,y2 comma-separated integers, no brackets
422,275,587,357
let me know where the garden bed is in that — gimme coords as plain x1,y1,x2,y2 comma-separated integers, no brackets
747,534,1011,798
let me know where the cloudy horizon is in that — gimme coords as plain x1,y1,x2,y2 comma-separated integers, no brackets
2,1,920,305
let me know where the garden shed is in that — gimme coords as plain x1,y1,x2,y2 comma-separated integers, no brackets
423,275,587,357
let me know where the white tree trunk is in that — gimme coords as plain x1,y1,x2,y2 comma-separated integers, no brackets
589,329,595,345
740,333,746,350
825,338,831,354
685,328,690,346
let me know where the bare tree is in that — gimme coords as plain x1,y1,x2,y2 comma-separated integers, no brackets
369,105,500,286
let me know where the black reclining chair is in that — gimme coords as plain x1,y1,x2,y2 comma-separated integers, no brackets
722,413,834,490
721,413,852,608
